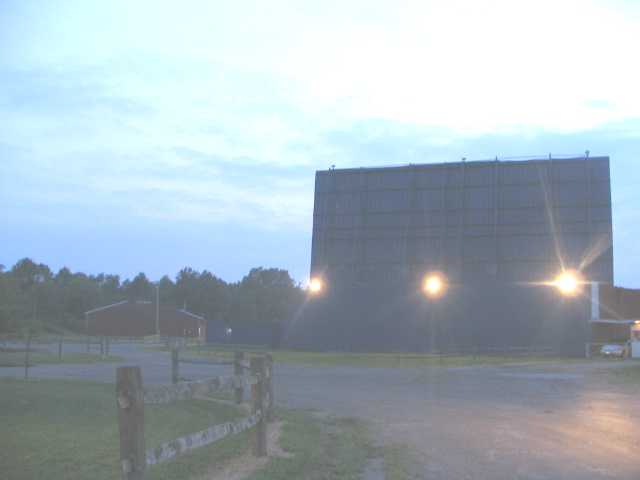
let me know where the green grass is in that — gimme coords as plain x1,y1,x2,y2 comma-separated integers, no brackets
0,378,381,480
251,412,421,480
0,351,123,366
380,444,420,480
183,347,580,368
270,351,578,368
0,377,248,480
248,411,372,480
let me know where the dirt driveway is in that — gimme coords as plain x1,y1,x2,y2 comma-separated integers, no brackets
274,361,640,479
1,344,639,479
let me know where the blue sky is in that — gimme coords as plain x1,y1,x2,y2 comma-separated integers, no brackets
1,0,639,287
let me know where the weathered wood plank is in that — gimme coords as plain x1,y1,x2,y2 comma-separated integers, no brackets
24,330,32,380
117,367,146,480
171,348,179,384
143,376,235,405
265,353,274,421
143,375,259,405
145,413,261,466
179,357,233,366
234,351,245,404
250,357,267,457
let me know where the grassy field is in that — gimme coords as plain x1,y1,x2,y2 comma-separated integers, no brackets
270,351,582,368
0,351,123,367
380,444,421,480
0,377,248,480
176,346,582,369
0,377,379,480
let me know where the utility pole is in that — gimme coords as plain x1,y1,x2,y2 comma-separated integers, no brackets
155,283,160,336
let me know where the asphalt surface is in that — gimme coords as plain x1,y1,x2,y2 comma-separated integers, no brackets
2,342,639,479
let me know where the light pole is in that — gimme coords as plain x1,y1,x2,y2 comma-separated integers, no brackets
25,273,45,380
548,269,595,357
155,283,160,336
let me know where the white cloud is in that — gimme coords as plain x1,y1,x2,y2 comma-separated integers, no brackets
279,0,640,134
3,0,639,160
4,0,639,137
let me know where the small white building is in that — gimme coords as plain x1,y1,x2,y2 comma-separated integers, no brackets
588,283,640,358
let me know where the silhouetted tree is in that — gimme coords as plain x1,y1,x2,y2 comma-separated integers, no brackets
124,272,153,301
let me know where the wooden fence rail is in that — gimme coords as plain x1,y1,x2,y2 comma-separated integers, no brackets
234,351,245,404
145,413,261,466
178,356,234,366
250,356,267,456
173,354,250,368
143,375,259,405
116,351,273,480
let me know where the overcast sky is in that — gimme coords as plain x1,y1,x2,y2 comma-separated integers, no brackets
1,0,639,287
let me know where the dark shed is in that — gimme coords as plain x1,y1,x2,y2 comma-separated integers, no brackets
206,319,281,348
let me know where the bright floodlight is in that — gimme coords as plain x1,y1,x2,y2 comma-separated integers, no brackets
553,271,580,296
423,274,446,298
308,277,323,294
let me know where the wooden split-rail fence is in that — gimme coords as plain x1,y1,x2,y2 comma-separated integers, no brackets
116,352,274,480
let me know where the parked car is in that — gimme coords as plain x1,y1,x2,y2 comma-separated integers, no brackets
600,344,626,358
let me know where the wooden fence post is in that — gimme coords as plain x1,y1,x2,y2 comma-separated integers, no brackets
171,347,179,384
250,356,267,457
24,330,32,380
265,353,274,421
106,337,110,357
58,334,63,360
233,351,245,404
100,336,105,358
116,367,146,480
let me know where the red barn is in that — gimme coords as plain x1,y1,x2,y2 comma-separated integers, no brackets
85,300,205,338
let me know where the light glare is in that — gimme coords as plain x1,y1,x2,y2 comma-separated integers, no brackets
553,271,580,296
423,274,446,298
309,277,323,294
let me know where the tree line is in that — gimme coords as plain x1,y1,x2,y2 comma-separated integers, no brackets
0,258,305,334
